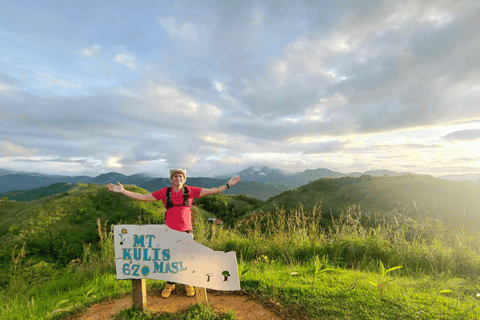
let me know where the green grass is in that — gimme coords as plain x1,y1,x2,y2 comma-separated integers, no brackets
240,259,480,319
258,174,480,229
0,183,165,267
113,303,236,320
0,266,131,320
1,181,480,319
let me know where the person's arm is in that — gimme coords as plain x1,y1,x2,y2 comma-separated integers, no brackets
199,176,241,197
108,182,157,202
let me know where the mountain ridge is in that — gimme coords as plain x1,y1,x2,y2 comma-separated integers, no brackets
1,166,478,196
255,174,480,226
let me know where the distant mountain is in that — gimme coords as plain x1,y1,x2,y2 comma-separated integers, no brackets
236,166,294,187
0,173,91,193
138,177,285,200
293,168,345,182
0,172,153,193
0,166,406,194
0,169,286,200
137,177,231,192
347,170,403,177
238,166,287,181
89,172,155,185
439,174,480,183
234,166,346,189
0,169,18,176
3,166,479,202
0,183,72,201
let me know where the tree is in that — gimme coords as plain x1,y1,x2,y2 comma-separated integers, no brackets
204,270,213,282
222,270,231,282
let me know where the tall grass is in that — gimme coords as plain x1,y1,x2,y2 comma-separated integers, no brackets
0,219,127,320
2,203,480,319
206,204,480,277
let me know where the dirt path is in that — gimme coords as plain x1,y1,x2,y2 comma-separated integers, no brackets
72,291,285,320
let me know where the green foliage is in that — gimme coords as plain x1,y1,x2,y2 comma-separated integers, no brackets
0,183,164,267
113,303,236,320
367,261,403,296
196,194,229,217
195,193,264,226
311,255,336,288
257,174,480,229
2,177,480,319
0,183,72,202
241,262,480,319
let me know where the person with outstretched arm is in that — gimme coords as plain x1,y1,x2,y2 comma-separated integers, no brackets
108,169,240,298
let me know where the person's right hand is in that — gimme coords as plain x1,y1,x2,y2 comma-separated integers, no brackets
108,182,124,193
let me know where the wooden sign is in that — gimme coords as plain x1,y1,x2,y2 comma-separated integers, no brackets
114,225,240,291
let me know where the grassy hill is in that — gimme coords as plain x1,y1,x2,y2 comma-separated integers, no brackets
194,193,264,226
0,183,165,267
0,183,73,202
0,183,262,269
2,177,480,319
257,174,480,227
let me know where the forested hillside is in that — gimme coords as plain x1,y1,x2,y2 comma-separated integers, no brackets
2,177,480,319
258,174,480,228
0,183,262,272
0,183,164,268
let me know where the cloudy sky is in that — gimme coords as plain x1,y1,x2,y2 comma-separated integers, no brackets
1,0,480,178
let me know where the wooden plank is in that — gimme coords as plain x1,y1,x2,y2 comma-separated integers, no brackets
132,279,147,311
195,287,208,304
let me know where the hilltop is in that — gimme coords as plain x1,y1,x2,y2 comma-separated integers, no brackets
0,183,164,266
0,182,263,268
256,173,480,228
2,175,480,319
2,166,480,201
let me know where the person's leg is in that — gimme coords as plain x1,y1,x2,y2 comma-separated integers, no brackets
183,230,196,296
163,230,195,298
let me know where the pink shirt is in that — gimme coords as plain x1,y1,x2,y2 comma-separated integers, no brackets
151,186,202,232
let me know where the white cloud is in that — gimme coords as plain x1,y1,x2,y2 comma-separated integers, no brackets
266,0,475,85
266,30,362,84
306,93,348,122
420,7,454,28
80,45,101,58
2,1,480,178
113,53,136,70
201,133,231,145
214,81,225,92
0,141,37,156
146,84,222,120
34,74,82,89
250,8,265,26
0,83,12,94
159,16,209,44
105,156,123,169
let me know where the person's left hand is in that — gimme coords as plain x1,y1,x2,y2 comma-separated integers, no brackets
227,175,241,187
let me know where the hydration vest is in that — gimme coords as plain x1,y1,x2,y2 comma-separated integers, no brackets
165,185,190,209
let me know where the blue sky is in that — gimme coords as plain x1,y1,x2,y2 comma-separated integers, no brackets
1,0,480,178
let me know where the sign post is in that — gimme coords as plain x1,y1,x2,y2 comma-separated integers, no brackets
132,279,147,310
114,225,240,309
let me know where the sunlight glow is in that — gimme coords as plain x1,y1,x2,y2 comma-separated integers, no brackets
105,157,122,169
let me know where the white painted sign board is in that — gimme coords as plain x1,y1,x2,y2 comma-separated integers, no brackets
114,225,240,291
